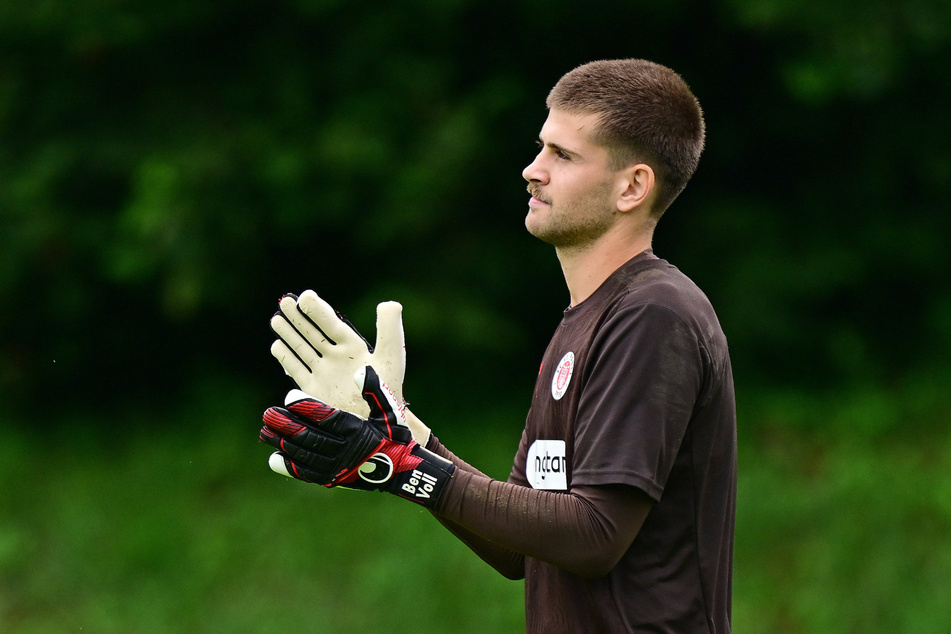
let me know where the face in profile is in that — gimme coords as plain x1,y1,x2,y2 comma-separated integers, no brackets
522,109,624,250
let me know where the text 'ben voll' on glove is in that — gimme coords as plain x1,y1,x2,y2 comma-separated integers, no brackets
259,365,455,508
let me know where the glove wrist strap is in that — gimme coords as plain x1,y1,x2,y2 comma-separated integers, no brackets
386,445,455,508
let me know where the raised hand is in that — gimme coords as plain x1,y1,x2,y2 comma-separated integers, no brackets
269,290,405,417
259,366,454,508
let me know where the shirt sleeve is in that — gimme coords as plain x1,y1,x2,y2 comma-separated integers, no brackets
424,434,526,579
571,301,704,499
434,470,652,579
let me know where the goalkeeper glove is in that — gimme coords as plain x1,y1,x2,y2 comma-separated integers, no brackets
269,290,431,443
259,365,454,508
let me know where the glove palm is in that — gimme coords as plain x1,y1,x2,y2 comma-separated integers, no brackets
270,290,431,443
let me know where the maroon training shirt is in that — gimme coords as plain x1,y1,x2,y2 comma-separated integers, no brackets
508,250,736,632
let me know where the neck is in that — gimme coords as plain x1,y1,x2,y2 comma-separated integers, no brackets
556,228,653,307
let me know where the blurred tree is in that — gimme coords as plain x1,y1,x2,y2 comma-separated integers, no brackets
0,0,949,426
3,2,951,632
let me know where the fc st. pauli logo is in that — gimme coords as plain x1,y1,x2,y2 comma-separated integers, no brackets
551,351,574,400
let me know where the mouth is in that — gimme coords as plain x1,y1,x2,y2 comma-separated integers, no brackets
527,185,550,206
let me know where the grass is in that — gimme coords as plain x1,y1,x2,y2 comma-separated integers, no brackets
0,380,525,633
3,371,951,632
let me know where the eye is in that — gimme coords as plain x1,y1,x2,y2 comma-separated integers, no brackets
536,141,571,161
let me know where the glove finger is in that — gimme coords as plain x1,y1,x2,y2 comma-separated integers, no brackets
260,417,350,475
262,397,344,449
261,406,307,437
276,295,338,356
268,451,295,478
373,301,406,389
262,391,384,484
356,366,410,443
271,313,323,367
270,338,316,388
284,394,339,424
268,451,334,484
281,393,383,462
296,290,368,350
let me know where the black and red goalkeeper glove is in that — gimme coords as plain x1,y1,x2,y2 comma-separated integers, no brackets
259,365,455,508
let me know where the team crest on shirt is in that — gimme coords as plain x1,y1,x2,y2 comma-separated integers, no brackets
550,351,574,400
526,440,567,490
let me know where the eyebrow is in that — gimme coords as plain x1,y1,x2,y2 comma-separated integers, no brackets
537,138,581,159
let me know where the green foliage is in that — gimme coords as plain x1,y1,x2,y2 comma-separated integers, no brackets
2,0,951,631
734,370,951,632
3,0,950,413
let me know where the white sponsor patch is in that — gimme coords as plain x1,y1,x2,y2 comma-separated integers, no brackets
526,440,568,490
550,351,574,400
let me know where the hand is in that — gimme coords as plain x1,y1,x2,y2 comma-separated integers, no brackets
270,290,404,416
269,290,432,443
259,366,454,508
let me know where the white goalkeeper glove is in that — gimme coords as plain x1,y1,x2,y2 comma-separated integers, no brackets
269,290,432,444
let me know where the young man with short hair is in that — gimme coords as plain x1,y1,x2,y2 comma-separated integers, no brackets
262,58,736,633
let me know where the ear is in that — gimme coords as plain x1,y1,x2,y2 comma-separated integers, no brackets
615,164,655,214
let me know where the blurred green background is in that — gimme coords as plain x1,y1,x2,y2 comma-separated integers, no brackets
2,0,950,632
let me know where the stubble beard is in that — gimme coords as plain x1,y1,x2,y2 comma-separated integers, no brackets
525,183,616,252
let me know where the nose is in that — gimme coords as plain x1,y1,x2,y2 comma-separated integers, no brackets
522,151,547,184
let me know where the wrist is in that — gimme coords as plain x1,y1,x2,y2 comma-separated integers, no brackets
384,444,455,508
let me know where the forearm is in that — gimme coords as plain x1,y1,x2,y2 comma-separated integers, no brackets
431,513,526,580
434,470,650,579
426,434,526,578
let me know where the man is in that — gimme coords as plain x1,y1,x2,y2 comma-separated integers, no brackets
261,59,736,633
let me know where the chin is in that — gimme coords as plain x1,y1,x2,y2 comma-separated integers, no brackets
524,215,545,239
525,224,555,245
